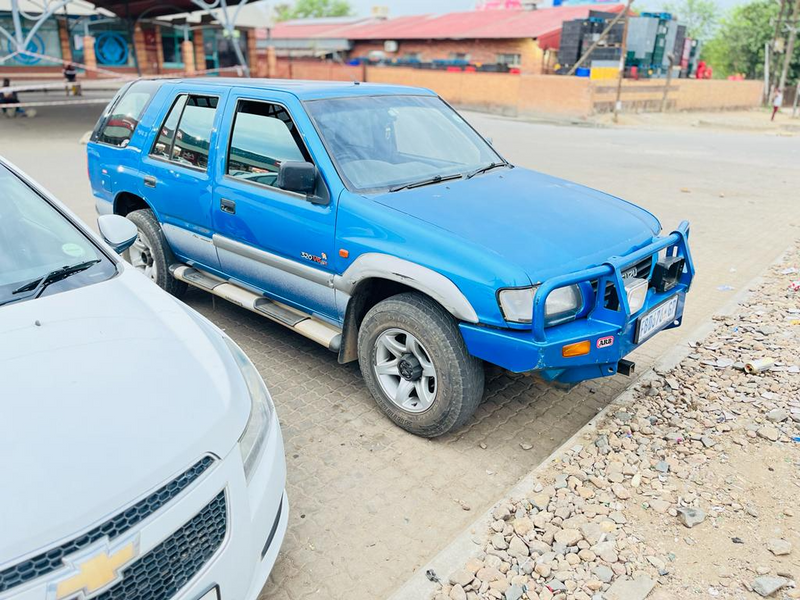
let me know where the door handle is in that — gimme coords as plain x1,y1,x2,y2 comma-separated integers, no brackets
143,175,156,188
220,198,236,214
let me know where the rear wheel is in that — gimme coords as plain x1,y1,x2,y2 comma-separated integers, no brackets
358,292,484,437
124,209,187,298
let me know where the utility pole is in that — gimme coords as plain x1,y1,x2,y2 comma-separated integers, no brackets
769,0,788,100
613,0,634,123
793,80,800,116
778,0,800,93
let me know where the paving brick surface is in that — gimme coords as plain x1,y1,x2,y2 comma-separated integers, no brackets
3,105,800,600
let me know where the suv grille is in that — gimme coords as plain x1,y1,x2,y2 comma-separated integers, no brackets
0,457,214,594
622,255,654,281
95,491,227,600
592,255,655,311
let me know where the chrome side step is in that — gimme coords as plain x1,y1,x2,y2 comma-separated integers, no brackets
171,265,342,352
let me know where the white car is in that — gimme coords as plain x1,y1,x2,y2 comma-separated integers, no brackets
0,157,287,600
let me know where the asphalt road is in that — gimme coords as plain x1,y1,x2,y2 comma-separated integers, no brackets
2,101,799,600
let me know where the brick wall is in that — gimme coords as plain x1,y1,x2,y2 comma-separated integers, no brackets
273,58,365,81
350,38,544,74
591,78,764,113
267,61,762,117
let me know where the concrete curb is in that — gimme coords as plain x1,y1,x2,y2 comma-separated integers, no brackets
387,247,791,600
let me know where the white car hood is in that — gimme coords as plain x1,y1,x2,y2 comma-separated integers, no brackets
0,266,250,566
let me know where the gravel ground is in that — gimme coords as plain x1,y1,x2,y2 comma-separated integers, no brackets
431,244,800,600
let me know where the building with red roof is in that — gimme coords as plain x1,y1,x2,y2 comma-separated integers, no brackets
267,4,624,74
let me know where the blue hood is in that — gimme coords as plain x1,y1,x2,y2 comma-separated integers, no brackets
371,167,661,283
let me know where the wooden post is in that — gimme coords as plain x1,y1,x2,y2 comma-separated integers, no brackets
660,53,674,112
612,0,634,123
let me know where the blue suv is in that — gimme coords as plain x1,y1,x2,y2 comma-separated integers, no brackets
88,78,695,437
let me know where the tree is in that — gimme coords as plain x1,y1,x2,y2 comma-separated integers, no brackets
662,0,720,40
275,0,353,21
703,0,800,80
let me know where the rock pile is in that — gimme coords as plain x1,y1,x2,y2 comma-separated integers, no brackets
432,246,800,600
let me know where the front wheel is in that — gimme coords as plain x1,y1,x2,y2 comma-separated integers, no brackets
358,293,484,437
124,209,187,298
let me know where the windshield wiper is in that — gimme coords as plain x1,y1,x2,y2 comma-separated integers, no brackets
465,162,509,179
8,260,101,302
388,173,464,193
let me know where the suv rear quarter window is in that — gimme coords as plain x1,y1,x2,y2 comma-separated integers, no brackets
150,94,218,171
93,80,161,148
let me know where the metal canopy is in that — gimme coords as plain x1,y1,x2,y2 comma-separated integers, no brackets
89,0,245,19
1,0,252,74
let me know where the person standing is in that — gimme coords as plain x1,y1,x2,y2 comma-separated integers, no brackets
772,87,784,121
1,78,24,117
63,62,81,96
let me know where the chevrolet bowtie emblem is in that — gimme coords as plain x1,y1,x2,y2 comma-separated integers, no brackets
48,535,139,600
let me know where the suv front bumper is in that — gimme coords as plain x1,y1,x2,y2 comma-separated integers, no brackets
460,221,695,383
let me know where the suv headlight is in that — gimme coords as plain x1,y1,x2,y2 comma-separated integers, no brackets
543,284,582,325
224,337,274,483
498,284,582,326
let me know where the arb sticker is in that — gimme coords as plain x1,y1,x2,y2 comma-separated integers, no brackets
596,336,614,349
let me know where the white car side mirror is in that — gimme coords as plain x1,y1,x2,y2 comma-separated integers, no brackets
97,214,137,254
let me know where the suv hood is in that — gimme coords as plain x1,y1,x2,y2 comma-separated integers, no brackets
0,266,249,566
372,167,661,282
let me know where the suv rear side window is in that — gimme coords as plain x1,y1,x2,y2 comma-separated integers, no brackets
226,100,311,189
172,96,218,170
152,94,187,159
94,80,160,147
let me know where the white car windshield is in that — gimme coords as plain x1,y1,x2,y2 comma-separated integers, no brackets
305,95,503,192
0,165,115,306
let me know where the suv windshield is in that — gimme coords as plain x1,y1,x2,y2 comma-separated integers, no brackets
305,95,504,192
0,165,116,306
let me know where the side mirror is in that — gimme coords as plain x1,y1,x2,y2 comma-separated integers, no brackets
97,214,138,254
277,161,317,196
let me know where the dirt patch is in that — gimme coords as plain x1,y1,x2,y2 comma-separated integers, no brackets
431,245,800,600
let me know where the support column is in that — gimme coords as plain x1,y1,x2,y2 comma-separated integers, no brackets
155,25,164,74
83,35,97,78
57,17,73,62
193,29,205,72
267,45,277,78
182,40,196,75
133,24,149,74
246,29,257,77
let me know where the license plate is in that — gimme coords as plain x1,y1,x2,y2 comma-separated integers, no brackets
199,588,220,600
635,295,679,343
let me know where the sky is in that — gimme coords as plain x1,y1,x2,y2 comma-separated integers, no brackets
346,0,744,16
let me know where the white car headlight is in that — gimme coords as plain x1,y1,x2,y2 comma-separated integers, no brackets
224,337,274,483
498,284,582,326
